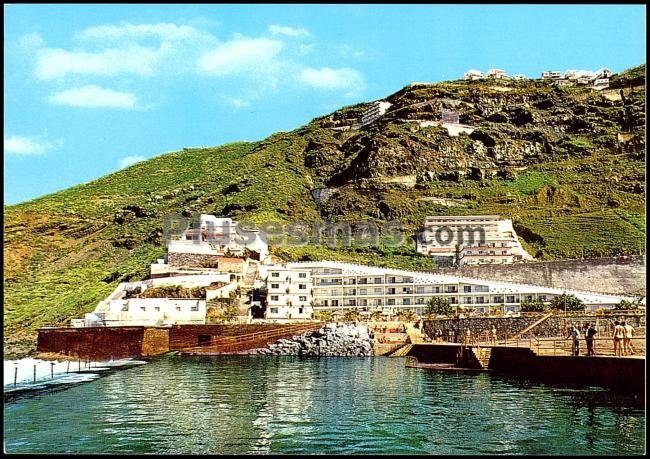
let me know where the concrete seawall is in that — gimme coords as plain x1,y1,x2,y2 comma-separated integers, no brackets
408,343,645,393
36,324,320,359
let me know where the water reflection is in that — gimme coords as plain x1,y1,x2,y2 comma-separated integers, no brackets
4,355,645,455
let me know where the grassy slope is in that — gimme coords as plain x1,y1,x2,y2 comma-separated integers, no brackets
3,67,646,357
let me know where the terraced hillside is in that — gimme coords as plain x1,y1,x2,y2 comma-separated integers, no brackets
3,65,646,357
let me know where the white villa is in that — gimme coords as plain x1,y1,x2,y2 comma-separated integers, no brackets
75,273,236,327
166,214,269,263
263,261,632,320
486,69,509,79
463,69,485,81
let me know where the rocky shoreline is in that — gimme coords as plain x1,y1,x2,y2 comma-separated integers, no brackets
242,323,374,356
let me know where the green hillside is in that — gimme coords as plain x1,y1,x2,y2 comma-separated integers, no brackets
3,65,646,357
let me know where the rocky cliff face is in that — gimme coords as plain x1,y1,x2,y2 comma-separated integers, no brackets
309,75,645,189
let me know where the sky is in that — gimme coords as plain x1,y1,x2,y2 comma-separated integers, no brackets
3,4,646,205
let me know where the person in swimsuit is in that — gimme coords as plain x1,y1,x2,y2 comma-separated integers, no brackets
622,321,635,355
613,321,625,356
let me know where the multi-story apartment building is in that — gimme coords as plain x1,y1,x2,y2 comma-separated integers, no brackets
265,266,313,320
457,238,516,266
264,261,630,319
416,215,533,265
361,101,392,125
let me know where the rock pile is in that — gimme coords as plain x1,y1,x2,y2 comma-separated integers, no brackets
246,322,374,356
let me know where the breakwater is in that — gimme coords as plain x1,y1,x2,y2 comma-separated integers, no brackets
244,323,374,356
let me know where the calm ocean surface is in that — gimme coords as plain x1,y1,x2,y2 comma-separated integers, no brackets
4,355,645,454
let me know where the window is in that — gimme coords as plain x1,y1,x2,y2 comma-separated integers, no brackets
374,288,382,294
476,297,485,304
507,296,515,303
176,306,181,311
359,289,367,295
539,295,547,301
299,284,306,290
271,295,279,301
121,304,129,312
464,286,472,293
271,272,279,277
154,306,160,311
450,297,457,304
299,273,307,278
332,300,339,307
388,276,396,284
140,306,146,311
299,296,307,301
416,286,424,294
403,299,411,305
271,283,279,289
387,299,395,305
191,304,199,311
270,307,279,314
298,308,304,314
374,277,383,284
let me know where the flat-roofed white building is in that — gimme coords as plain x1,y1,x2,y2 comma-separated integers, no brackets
593,78,610,90
265,266,313,320
81,273,234,327
463,69,484,81
361,101,392,125
541,71,562,80
486,69,509,79
416,215,533,265
167,214,269,264
513,74,527,80
594,68,614,79
265,261,631,318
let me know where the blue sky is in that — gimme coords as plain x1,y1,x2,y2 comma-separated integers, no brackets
4,4,646,204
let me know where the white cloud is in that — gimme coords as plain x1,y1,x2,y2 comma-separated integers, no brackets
225,97,253,109
35,46,163,80
77,22,211,42
49,85,138,109
119,155,146,169
296,67,365,96
19,32,45,50
198,36,284,76
4,135,61,156
268,25,310,37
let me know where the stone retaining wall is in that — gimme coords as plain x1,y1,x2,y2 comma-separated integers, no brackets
423,314,645,341
432,256,645,295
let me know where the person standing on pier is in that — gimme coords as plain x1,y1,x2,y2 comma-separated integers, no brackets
585,323,597,356
613,321,625,356
566,326,581,356
622,321,635,355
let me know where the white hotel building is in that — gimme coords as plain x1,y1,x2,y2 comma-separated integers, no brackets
417,215,534,265
264,261,630,319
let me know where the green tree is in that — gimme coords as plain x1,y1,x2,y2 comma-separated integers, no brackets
425,297,453,317
550,294,584,312
342,309,361,322
369,309,383,321
397,309,418,322
520,298,549,313
615,299,640,310
313,309,334,321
